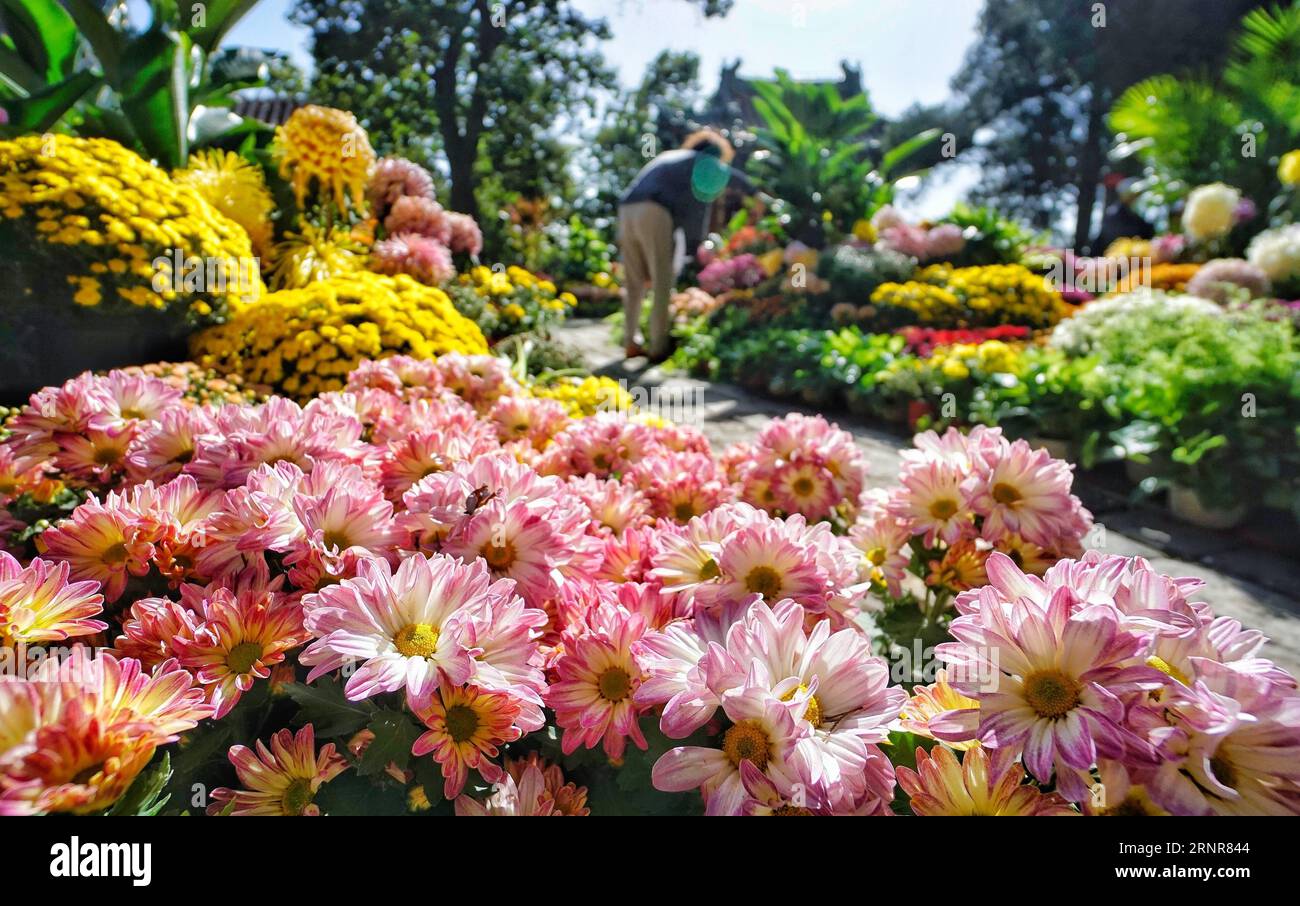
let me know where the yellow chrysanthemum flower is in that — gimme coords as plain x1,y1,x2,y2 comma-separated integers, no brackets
190,272,488,400
175,150,275,257
273,105,376,214
268,222,366,290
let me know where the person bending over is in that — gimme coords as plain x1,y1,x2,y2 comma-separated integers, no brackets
617,129,757,362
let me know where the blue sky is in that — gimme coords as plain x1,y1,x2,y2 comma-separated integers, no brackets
229,0,981,116
224,0,983,214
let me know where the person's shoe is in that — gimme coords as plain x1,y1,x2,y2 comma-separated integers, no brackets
624,343,648,359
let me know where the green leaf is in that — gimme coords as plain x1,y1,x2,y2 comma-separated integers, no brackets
185,0,262,54
62,0,124,83
0,69,99,132
0,0,79,82
357,709,422,778
880,127,941,176
107,752,172,816
284,677,374,738
118,27,192,167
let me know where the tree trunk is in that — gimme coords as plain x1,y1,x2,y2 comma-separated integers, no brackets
1073,86,1105,253
446,143,479,219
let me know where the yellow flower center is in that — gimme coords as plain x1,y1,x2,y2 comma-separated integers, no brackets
226,641,264,675
772,805,815,816
322,529,351,551
394,623,440,658
928,497,959,520
1145,655,1190,687
482,540,516,571
101,542,129,565
865,546,888,566
597,666,632,702
673,501,698,522
781,684,823,727
992,482,1022,505
744,565,783,599
93,446,122,466
792,477,815,497
723,720,772,771
699,558,721,581
281,778,315,815
1022,669,1081,719
444,704,480,743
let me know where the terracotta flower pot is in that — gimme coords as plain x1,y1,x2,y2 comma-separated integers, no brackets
1167,484,1247,530
1027,435,1073,462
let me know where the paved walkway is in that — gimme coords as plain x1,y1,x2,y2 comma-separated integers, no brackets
558,318,1300,675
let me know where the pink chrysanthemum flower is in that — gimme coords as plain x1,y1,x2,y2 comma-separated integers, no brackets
651,683,811,816
299,553,513,705
708,518,832,613
40,496,153,603
721,598,905,809
632,601,747,738
1,649,209,815
113,590,203,669
285,482,404,589
897,744,1078,816
489,395,567,449
367,157,436,221
440,497,561,606
453,759,586,816
187,396,365,490
849,508,912,598
172,586,309,718
445,211,484,257
346,355,444,399
567,475,652,536
0,552,106,645
412,679,523,798
547,604,649,760
370,232,455,284
769,460,839,521
595,526,655,583
965,435,1090,548
888,459,972,547
631,450,732,524
383,194,452,243
125,405,218,485
0,446,45,507
1145,660,1300,815
208,724,347,816
431,355,520,412
936,553,1167,801
535,413,655,479
378,426,499,501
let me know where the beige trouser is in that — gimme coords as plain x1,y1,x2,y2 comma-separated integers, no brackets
618,201,675,356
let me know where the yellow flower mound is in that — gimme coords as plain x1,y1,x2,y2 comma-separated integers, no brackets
530,375,633,417
190,272,488,400
274,105,375,214
174,150,275,257
873,263,1067,328
0,134,261,323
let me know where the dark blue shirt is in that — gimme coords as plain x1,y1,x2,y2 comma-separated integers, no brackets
620,149,755,248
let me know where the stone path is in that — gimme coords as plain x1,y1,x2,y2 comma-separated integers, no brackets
557,317,1300,676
